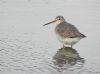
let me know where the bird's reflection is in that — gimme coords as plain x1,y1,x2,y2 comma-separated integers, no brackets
53,47,85,67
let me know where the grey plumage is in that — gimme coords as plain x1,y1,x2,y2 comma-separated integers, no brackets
44,15,86,47
55,21,86,38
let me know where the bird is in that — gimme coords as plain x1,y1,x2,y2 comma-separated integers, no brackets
44,16,86,48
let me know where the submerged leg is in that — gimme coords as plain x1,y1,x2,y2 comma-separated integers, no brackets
63,44,65,49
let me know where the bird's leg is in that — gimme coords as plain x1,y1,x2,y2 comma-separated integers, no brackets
62,44,65,49
71,45,73,48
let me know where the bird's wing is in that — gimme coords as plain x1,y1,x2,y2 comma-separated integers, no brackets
56,22,85,38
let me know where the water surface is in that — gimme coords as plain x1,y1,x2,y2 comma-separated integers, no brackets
0,0,100,74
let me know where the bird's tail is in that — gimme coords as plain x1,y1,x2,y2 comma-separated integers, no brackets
80,33,86,38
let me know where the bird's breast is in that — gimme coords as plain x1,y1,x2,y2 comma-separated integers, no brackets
55,33,82,45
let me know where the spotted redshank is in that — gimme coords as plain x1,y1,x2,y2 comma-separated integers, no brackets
44,16,86,48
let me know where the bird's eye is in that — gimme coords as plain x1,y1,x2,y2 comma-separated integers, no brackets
58,18,60,20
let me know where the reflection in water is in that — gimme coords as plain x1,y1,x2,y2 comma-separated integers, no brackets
52,47,85,72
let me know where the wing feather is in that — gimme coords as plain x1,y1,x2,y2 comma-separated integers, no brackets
55,22,85,38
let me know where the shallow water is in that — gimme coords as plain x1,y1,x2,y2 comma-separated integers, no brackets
0,0,100,74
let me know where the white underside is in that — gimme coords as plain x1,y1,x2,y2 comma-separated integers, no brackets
56,34,82,45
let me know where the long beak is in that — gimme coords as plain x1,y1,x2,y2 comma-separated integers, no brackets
43,19,57,26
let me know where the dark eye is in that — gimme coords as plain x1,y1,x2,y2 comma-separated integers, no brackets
58,18,60,20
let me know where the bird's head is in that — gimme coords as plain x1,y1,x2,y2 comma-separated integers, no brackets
44,16,65,26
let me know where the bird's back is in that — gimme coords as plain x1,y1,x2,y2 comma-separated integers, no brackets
55,22,86,38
